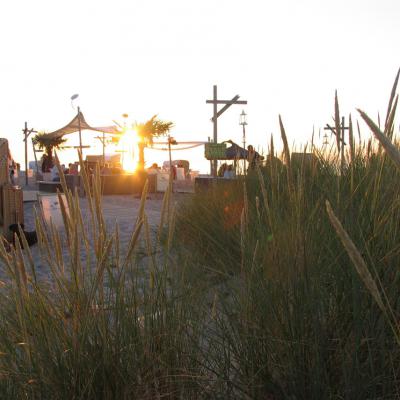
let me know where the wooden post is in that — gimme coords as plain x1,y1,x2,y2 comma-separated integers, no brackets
208,136,212,175
206,85,247,176
242,123,246,175
24,122,28,186
213,85,218,176
102,131,105,166
324,119,349,174
168,135,174,193
78,106,82,156
31,138,39,176
341,116,345,172
23,123,37,186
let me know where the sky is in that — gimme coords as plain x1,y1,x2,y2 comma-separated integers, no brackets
0,0,399,173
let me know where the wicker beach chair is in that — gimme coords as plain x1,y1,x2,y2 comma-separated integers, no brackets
2,184,24,241
0,139,24,240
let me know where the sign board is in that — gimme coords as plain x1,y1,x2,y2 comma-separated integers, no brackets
204,143,227,160
156,172,170,192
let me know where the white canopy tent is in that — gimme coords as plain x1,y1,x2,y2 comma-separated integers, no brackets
43,111,118,140
31,111,120,172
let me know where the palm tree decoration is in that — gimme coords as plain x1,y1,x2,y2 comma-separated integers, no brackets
134,115,174,170
32,133,67,172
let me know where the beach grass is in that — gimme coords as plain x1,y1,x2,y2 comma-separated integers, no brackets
1,69,400,398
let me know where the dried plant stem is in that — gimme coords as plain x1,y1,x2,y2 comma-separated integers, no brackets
358,109,400,170
326,200,400,346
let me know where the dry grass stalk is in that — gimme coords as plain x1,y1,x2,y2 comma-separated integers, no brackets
0,238,15,278
240,207,245,276
93,164,106,244
311,126,315,149
325,200,386,313
384,95,398,138
158,179,171,242
13,238,28,297
251,239,259,275
348,115,355,192
334,91,341,152
279,116,294,194
57,191,72,245
90,236,114,297
256,167,273,230
34,215,66,288
122,220,144,269
357,109,400,170
243,181,249,230
255,196,261,222
77,151,96,239
54,153,73,208
48,221,63,273
385,67,400,137
167,202,176,254
279,115,291,172
73,192,89,250
348,114,355,165
137,179,149,226
143,213,155,271
367,138,372,159
114,221,120,268
356,120,361,142
270,134,275,161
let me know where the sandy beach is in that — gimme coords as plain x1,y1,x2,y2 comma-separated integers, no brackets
0,192,190,281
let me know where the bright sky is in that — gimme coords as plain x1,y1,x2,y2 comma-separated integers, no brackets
1,0,399,172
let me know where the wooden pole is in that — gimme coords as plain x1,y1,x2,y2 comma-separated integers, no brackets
168,135,174,192
31,138,39,176
206,86,247,176
78,106,82,156
24,122,28,186
102,131,105,166
341,116,345,172
242,124,246,175
208,136,212,175
213,85,218,177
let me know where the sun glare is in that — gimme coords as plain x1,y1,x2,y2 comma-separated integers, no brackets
118,129,139,172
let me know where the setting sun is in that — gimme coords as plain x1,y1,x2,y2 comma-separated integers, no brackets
118,128,139,172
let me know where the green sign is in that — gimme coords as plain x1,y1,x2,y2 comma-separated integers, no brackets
204,143,227,160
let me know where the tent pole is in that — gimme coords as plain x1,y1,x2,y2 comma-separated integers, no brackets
31,138,39,176
78,106,82,156
102,131,105,166
23,122,37,186
24,122,28,186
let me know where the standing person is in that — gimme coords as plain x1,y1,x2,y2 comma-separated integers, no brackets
247,145,263,171
41,153,53,173
8,149,16,184
223,164,235,179
50,164,60,182
10,169,16,185
9,162,16,184
218,163,227,177
69,163,79,175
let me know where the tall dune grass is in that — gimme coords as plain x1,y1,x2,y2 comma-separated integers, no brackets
174,69,400,398
0,157,206,399
1,69,400,398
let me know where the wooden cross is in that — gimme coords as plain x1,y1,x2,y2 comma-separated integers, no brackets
22,122,37,186
206,85,247,175
324,117,349,145
324,116,349,171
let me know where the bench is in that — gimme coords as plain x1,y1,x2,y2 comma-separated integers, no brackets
38,181,63,193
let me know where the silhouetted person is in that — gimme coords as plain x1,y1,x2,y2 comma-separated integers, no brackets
247,145,264,171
